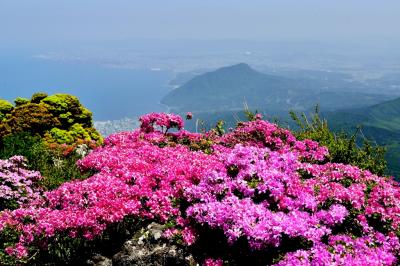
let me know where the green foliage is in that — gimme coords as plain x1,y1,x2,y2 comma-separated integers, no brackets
290,107,387,176
43,94,80,128
47,128,75,145
384,142,400,178
0,132,90,190
42,94,81,116
324,97,400,179
31,92,48,103
87,127,103,143
0,99,13,121
45,124,101,145
78,107,93,124
243,102,257,121
0,92,102,191
0,99,13,113
0,93,102,146
70,123,92,140
0,227,22,265
213,120,226,136
13,97,29,107
0,132,42,162
0,103,60,137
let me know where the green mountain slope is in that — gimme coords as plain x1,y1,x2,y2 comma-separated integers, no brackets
325,97,400,178
162,63,391,113
326,97,400,136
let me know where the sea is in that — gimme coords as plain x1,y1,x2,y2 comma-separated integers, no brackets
0,52,174,120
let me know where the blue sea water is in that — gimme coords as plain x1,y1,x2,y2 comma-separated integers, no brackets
0,53,173,120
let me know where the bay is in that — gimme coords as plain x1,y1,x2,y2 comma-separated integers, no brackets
0,53,173,120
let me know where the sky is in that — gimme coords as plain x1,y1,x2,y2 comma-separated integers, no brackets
1,0,400,49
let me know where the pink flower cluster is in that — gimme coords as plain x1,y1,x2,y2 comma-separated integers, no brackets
1,112,399,265
0,156,43,210
218,120,328,161
139,112,184,133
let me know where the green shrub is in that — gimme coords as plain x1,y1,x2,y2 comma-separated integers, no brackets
0,227,21,265
47,128,75,144
289,107,387,176
0,103,60,138
30,92,48,103
0,93,102,146
70,123,92,141
42,94,81,115
0,132,90,190
13,97,29,107
241,106,387,176
0,99,13,121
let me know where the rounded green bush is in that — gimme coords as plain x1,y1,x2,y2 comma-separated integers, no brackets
48,128,75,144
1,92,102,146
42,94,81,115
69,123,92,141
14,97,30,107
0,99,14,121
31,92,48,103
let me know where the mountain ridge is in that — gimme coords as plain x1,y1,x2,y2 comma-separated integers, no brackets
162,63,392,113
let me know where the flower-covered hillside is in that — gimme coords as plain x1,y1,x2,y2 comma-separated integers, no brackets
1,112,399,265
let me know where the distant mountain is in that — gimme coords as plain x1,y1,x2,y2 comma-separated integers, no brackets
168,69,210,88
325,97,400,178
162,63,391,113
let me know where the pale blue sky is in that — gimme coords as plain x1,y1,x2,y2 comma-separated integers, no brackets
1,0,399,47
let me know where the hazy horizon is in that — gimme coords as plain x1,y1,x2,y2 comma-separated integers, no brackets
1,1,400,51
1,1,400,120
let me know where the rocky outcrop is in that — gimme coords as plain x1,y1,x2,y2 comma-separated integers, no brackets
87,223,196,266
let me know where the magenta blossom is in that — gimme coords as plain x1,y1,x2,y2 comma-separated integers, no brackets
186,112,193,120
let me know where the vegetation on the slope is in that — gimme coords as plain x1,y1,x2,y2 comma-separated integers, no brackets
196,106,388,177
0,100,13,121
289,107,387,176
0,93,102,190
184,105,395,179
324,97,400,178
0,91,397,265
0,132,91,190
0,93,102,146
1,112,398,265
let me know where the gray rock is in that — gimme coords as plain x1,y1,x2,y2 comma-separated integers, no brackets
112,242,188,266
112,223,194,266
87,254,112,266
